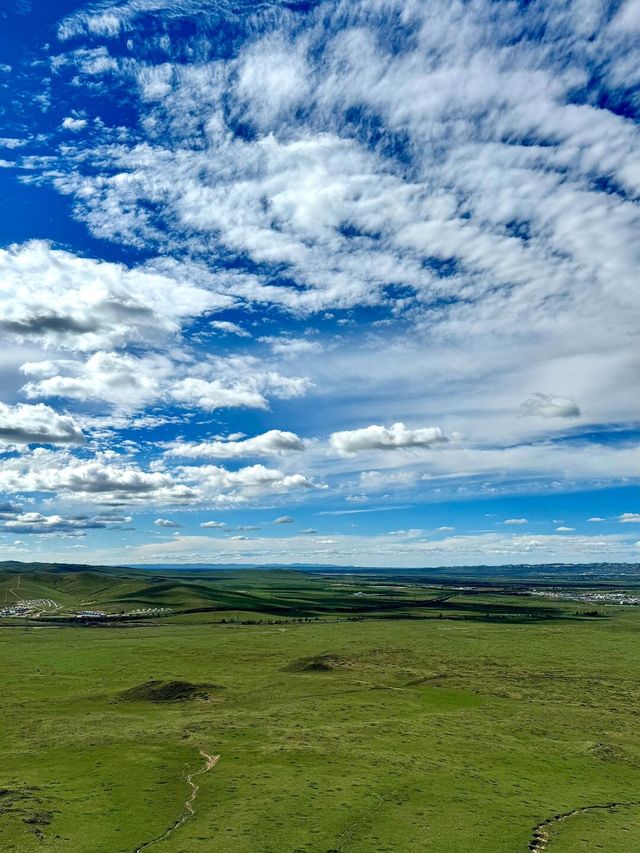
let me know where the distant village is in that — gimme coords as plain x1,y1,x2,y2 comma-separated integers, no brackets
529,589,640,606
0,598,57,618
0,599,171,620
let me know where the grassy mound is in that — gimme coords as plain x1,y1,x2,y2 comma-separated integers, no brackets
118,679,220,702
285,653,350,673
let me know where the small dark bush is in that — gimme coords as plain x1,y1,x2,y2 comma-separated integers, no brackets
118,679,221,702
284,654,349,673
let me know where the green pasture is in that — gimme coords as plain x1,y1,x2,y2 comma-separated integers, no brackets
1,569,640,852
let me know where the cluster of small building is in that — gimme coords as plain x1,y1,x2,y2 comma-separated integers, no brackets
0,601,173,620
530,589,640,606
127,607,172,616
0,598,57,618
73,607,172,619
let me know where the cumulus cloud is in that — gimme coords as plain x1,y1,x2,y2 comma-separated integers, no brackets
0,137,26,149
21,351,171,410
503,518,529,525
0,449,197,505
164,430,305,459
200,520,226,528
170,378,267,412
330,423,447,455
0,402,84,445
0,440,326,513
0,241,228,352
153,517,182,528
21,352,309,414
274,515,294,524
208,320,250,337
521,394,581,418
182,464,325,495
0,510,131,534
61,116,88,131
618,513,640,523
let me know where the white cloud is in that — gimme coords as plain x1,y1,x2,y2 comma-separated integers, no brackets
588,516,605,522
274,515,294,524
0,138,26,149
21,351,309,414
357,469,419,492
0,510,131,534
0,444,327,510
170,378,267,412
521,394,581,418
618,513,640,523
164,430,305,459
58,1,210,40
0,449,197,505
181,464,325,496
503,518,529,525
105,528,640,568
556,526,575,532
610,0,640,33
153,517,182,528
260,337,323,357
317,505,411,516
200,520,226,528
61,116,88,132
208,321,250,337
388,528,425,539
168,358,310,413
328,440,640,500
235,31,311,129
37,0,640,470
21,352,168,410
0,241,228,353
0,402,84,445
47,0,640,339
331,423,447,455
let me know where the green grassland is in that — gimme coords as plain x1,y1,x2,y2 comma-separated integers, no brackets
1,563,640,851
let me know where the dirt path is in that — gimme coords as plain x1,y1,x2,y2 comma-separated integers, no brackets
334,790,395,852
527,799,640,851
134,750,219,852
5,574,21,604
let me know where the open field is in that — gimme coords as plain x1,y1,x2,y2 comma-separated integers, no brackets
1,563,640,851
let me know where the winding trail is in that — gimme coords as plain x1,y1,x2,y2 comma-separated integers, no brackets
5,574,21,604
134,750,219,852
335,790,396,852
527,799,640,851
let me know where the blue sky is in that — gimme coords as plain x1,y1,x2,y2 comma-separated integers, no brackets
0,0,638,567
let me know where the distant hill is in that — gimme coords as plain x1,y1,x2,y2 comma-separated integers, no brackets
2,560,640,624
125,561,640,583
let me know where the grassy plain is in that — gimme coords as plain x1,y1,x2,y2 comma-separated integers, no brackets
1,564,640,852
